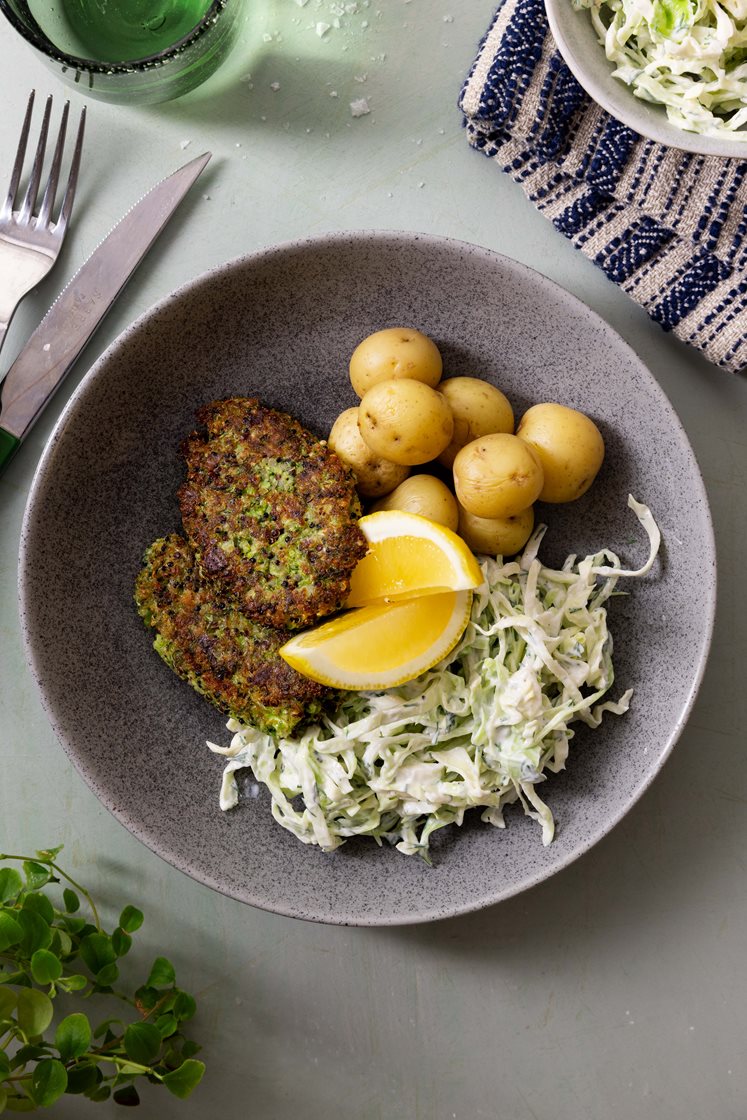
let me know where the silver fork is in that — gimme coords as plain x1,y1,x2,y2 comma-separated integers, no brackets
0,91,85,361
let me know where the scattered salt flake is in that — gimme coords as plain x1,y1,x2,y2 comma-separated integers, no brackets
443,13,454,21
203,194,211,200
270,80,280,90
43,343,51,351
418,181,425,188
329,89,339,97
179,139,192,149
354,73,367,82
262,31,273,41
316,21,331,35
361,19,369,26
350,97,370,117
235,142,242,148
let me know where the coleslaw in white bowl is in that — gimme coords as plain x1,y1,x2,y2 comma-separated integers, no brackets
546,0,747,152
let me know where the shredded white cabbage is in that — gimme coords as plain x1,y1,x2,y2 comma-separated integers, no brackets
576,0,747,137
207,496,660,860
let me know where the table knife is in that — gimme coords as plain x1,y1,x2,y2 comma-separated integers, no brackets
0,150,211,474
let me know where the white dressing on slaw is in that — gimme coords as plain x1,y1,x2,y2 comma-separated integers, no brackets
576,0,747,137
208,496,660,859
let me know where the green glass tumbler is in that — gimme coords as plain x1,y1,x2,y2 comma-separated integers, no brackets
0,0,245,105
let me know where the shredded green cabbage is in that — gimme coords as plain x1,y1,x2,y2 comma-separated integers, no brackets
576,0,747,138
208,496,660,859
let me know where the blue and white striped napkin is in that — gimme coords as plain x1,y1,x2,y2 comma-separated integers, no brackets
459,0,747,374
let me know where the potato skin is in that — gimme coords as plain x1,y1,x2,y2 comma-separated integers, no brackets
328,408,410,498
371,474,459,531
358,379,454,466
437,377,515,469
349,327,443,398
457,503,534,557
516,403,605,503
453,433,544,519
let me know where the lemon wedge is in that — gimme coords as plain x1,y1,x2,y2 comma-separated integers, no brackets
346,510,483,608
279,589,473,690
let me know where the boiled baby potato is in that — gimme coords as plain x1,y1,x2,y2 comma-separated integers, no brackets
453,433,543,518
457,503,534,557
371,474,459,532
358,379,454,466
437,376,514,469
349,327,443,398
516,402,605,503
328,407,410,498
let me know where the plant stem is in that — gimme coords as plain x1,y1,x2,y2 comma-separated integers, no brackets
0,853,101,931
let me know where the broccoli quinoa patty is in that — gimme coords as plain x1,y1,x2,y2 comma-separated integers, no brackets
178,397,367,630
134,534,332,738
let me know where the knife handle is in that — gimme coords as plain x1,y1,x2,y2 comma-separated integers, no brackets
0,427,20,474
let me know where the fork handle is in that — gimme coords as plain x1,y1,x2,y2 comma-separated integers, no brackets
0,426,20,474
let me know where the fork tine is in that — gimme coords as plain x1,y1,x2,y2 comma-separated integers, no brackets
18,94,52,222
37,101,70,228
55,106,86,237
2,90,35,220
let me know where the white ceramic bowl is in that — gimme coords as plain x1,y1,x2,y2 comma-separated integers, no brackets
545,0,747,157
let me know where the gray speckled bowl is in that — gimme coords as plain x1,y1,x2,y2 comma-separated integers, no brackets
545,0,747,157
19,231,715,926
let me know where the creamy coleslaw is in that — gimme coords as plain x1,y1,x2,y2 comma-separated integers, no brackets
576,0,747,137
208,496,660,859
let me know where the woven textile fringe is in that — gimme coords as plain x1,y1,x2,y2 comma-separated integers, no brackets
459,0,747,374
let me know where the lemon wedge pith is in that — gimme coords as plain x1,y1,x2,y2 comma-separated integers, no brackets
346,510,483,607
280,590,473,690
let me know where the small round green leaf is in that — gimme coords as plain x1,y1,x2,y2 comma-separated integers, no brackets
22,863,51,892
112,928,132,958
86,1085,111,1103
16,988,54,1037
154,1013,178,1039
16,910,52,957
62,888,80,913
118,906,144,934
0,913,23,954
0,1085,7,1113
58,974,87,993
95,963,119,987
30,949,62,985
0,869,22,903
113,1085,141,1107
21,893,54,924
55,1013,92,1062
65,1061,101,1096
161,1059,205,1099
123,1022,162,1066
0,1047,11,1075
173,991,196,1021
30,1059,67,1108
79,932,116,976
133,985,158,1011
146,957,175,988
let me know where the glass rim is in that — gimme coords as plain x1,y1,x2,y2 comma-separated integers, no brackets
0,0,228,74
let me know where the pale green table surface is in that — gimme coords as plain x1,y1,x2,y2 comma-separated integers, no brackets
1,3,746,1118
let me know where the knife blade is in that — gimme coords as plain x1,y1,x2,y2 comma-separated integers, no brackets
0,150,211,472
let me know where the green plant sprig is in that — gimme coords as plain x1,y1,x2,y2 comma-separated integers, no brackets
0,847,205,1111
